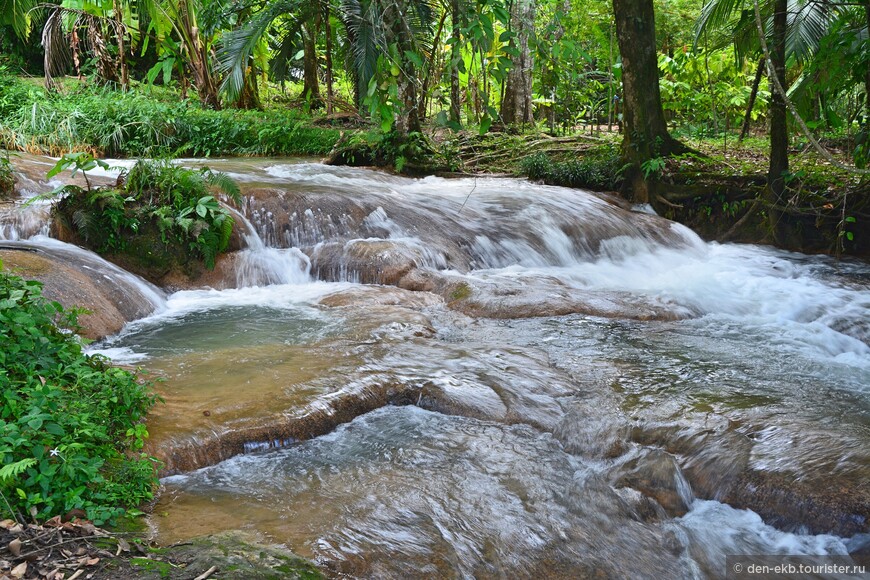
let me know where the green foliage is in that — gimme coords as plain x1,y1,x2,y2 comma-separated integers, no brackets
0,154,14,197
0,67,31,118
329,130,456,173
53,158,240,271
0,81,341,157
640,156,666,178
46,152,109,181
658,49,768,133
0,266,159,524
521,147,626,191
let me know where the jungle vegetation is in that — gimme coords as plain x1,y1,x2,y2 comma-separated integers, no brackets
0,0,868,250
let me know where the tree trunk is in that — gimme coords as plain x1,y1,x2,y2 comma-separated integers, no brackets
500,0,535,126
767,0,792,246
301,23,322,108
739,57,765,141
865,1,870,118
324,0,335,115
417,10,448,121
612,0,688,202
179,0,220,109
114,0,128,90
449,0,462,126
235,68,262,110
387,0,421,137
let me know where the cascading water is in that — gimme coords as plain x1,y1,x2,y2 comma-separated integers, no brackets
2,154,868,577
228,206,312,287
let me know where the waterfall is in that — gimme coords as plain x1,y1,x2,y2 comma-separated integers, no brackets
228,206,312,287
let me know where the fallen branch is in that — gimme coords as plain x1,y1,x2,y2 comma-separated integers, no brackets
656,195,684,209
194,565,219,580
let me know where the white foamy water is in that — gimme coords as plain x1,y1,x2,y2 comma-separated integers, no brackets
673,500,851,564
465,240,870,364
17,235,167,312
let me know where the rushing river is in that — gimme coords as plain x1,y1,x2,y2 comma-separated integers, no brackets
2,155,869,578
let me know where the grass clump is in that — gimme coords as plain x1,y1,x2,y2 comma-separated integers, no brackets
0,68,31,118
521,145,626,191
0,267,159,525
0,77,342,157
51,154,240,272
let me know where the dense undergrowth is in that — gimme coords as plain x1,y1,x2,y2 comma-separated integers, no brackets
521,145,626,191
51,155,241,273
0,155,13,197
0,75,341,157
0,266,159,525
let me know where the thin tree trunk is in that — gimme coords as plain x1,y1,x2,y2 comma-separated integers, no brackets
865,1,870,118
114,0,128,90
180,0,220,109
739,57,765,141
388,0,421,136
417,9,448,120
767,0,791,245
324,0,335,114
301,23,322,108
500,0,534,125
450,0,462,126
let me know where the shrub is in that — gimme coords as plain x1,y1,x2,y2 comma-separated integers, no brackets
0,68,31,118
0,155,14,197
51,155,240,271
0,267,159,525
521,146,626,191
521,152,554,181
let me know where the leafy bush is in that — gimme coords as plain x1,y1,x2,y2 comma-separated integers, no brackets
0,68,31,118
0,268,159,525
0,155,14,197
327,130,456,173
52,155,241,271
0,80,342,157
521,147,626,190
521,152,554,181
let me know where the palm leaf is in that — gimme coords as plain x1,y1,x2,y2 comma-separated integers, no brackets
217,0,307,103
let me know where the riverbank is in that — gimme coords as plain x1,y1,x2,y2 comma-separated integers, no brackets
325,128,868,258
1,72,866,259
0,519,321,579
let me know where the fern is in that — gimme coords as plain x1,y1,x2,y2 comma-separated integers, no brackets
72,208,102,242
217,214,234,252
203,169,242,205
0,458,36,483
198,228,219,270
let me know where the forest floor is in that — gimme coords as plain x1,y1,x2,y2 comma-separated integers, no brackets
0,517,322,580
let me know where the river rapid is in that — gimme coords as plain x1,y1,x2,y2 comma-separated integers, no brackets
2,155,869,578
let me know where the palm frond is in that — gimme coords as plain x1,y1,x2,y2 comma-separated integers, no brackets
785,0,838,64
694,0,753,49
217,0,306,103
42,8,71,91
